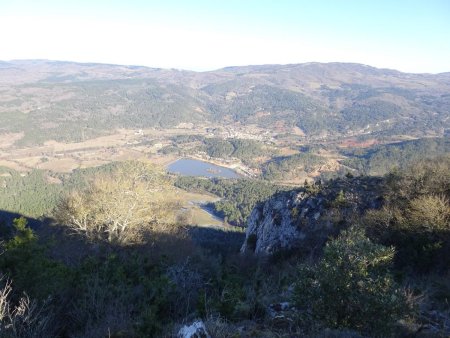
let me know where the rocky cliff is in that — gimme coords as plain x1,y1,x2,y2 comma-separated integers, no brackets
241,176,383,255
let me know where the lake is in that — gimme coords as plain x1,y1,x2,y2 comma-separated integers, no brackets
167,158,240,178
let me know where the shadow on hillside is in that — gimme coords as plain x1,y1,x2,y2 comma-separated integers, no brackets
187,226,245,255
0,209,247,265
0,209,100,265
0,210,43,229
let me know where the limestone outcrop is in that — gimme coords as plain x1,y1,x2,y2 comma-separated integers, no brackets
241,177,383,255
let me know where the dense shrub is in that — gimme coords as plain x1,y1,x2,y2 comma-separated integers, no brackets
0,217,71,300
0,218,188,337
364,158,450,272
293,226,412,335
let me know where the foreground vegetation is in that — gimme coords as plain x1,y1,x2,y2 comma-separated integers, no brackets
0,158,448,337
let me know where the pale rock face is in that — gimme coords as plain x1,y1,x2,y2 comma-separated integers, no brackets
178,320,210,338
241,190,311,254
241,177,383,255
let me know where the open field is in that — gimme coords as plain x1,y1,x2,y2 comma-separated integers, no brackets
176,189,223,227
188,208,224,227
0,124,268,178
0,127,204,173
1,118,434,185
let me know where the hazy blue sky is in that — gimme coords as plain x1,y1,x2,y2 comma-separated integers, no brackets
1,0,449,73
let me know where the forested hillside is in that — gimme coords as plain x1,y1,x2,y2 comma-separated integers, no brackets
0,163,117,217
0,60,449,145
341,136,450,175
175,176,281,225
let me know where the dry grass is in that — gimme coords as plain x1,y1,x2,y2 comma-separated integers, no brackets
0,160,28,172
15,156,44,168
176,189,223,226
177,190,219,204
38,158,80,172
0,133,24,149
189,208,223,227
0,127,201,173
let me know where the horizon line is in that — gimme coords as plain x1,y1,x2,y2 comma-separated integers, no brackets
2,58,449,75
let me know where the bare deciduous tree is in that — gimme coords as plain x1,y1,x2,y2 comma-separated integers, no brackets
54,161,180,244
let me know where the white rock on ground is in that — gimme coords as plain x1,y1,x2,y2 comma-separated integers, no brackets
177,320,210,338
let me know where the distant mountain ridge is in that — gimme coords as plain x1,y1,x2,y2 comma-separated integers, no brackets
0,60,448,145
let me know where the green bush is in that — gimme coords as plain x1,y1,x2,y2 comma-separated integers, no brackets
71,255,172,337
331,190,347,208
364,159,450,272
0,218,72,300
293,226,411,335
5,217,36,248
